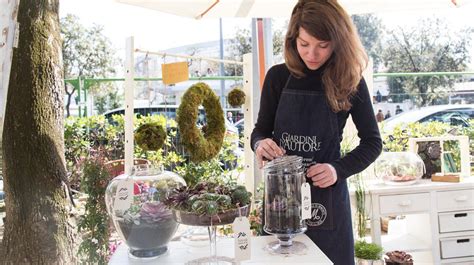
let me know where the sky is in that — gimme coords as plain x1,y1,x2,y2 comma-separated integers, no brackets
59,0,474,69
59,0,253,53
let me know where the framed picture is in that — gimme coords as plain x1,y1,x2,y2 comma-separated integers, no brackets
408,136,470,179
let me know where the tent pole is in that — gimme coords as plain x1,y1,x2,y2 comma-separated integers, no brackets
124,36,135,175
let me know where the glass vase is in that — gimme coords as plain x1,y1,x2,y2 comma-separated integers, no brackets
105,166,185,259
263,155,308,255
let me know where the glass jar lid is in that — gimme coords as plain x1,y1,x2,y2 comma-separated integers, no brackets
263,155,303,170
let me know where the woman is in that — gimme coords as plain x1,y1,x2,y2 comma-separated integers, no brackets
251,0,382,264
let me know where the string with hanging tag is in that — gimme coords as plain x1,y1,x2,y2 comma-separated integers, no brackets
233,207,251,261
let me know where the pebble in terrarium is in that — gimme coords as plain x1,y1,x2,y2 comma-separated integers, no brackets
374,152,425,185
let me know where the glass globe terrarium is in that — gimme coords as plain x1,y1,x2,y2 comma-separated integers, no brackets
105,166,185,259
374,152,425,186
263,155,308,255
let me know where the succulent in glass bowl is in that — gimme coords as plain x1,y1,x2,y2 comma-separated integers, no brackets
164,182,252,226
105,167,185,259
165,182,252,264
374,152,425,186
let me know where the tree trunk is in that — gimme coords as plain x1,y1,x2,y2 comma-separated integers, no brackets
1,0,76,263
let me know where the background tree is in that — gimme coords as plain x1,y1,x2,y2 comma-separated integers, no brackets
1,0,76,262
225,25,284,76
382,18,473,106
351,14,384,70
61,14,119,116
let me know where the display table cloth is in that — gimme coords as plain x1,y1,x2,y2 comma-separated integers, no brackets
109,234,333,264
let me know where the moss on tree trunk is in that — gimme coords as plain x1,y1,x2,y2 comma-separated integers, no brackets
1,0,76,263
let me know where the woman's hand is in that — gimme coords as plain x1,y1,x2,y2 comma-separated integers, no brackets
255,138,285,168
307,163,337,188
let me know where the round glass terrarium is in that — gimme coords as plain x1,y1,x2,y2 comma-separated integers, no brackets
105,166,185,259
374,152,425,186
263,155,308,255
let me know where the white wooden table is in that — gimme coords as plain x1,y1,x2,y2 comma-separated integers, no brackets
109,234,333,264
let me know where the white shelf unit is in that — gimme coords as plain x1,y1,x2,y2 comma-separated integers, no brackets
365,178,474,264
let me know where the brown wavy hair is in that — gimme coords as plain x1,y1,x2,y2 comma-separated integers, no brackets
284,0,368,112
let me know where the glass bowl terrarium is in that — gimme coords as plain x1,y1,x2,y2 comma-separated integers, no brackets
105,166,185,259
263,155,308,255
374,152,425,186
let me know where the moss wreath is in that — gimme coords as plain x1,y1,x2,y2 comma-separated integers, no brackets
177,82,225,163
227,87,246,107
134,122,167,151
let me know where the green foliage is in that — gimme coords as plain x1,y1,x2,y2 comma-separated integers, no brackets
227,88,246,107
77,152,110,264
60,14,120,116
351,14,384,69
94,89,122,115
382,18,473,106
134,122,167,151
382,120,474,175
460,120,474,158
64,114,241,188
248,201,263,236
352,174,367,239
382,121,451,152
177,83,226,163
64,115,124,188
354,240,383,260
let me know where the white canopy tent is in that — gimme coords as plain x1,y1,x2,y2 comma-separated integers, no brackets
115,0,467,19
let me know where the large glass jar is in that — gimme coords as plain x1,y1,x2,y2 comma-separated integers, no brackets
263,155,307,254
105,166,185,259
374,152,425,185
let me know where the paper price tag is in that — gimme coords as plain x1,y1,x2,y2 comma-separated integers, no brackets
301,183,312,220
233,216,251,261
113,179,134,212
162,61,189,85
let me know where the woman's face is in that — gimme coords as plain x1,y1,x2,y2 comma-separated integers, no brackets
296,27,333,70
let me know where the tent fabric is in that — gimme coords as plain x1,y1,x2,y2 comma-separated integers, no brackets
115,0,464,19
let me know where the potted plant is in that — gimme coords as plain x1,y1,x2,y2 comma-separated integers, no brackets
165,181,251,264
165,181,252,226
384,250,414,265
354,240,383,265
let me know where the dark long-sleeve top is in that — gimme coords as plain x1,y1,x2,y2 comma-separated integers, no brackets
251,63,382,180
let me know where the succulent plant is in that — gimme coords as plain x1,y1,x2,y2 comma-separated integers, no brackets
384,251,414,265
165,182,252,215
140,202,172,223
231,185,251,206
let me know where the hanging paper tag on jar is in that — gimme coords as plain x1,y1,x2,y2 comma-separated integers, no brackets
233,216,251,261
301,183,312,220
113,179,134,212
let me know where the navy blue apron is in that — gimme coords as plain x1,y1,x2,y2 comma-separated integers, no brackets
273,76,354,265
